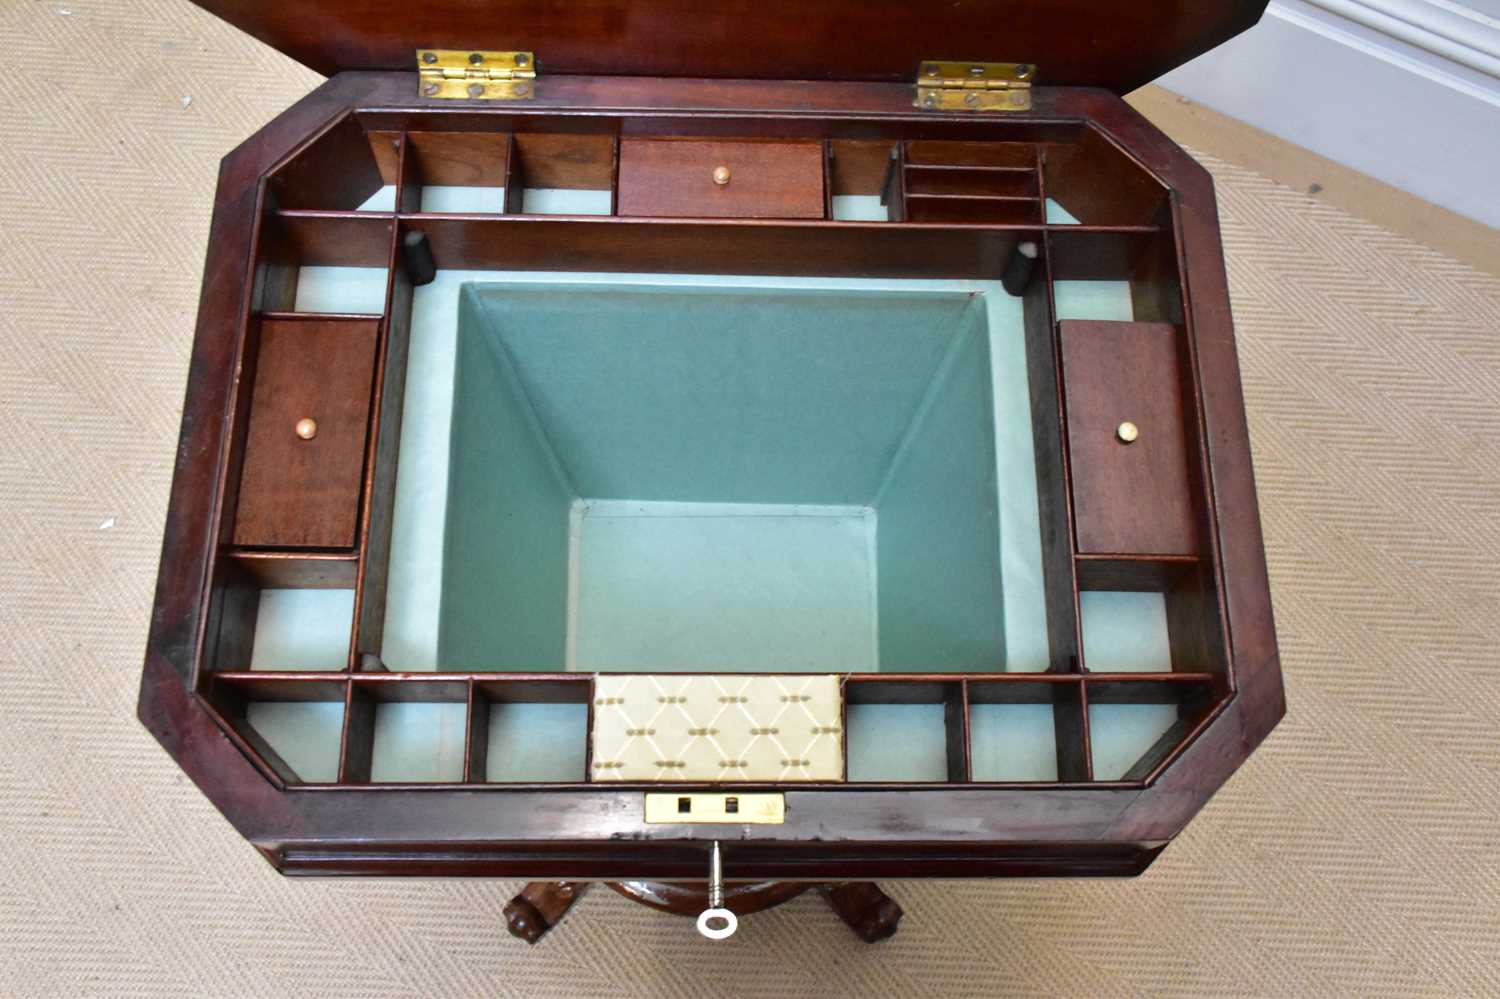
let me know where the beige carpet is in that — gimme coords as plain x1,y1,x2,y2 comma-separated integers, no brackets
3,1,1499,995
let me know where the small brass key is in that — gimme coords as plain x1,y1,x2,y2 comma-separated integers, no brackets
696,842,737,940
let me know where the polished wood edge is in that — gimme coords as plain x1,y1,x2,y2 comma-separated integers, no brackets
136,73,1283,872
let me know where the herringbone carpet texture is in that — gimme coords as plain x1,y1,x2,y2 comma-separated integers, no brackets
3,1,1498,995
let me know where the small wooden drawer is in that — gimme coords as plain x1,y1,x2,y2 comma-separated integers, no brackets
1060,320,1197,556
233,317,379,549
617,139,825,219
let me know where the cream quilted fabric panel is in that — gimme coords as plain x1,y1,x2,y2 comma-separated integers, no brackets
591,675,843,781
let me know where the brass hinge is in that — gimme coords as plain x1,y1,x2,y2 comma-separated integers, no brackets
417,50,536,100
915,61,1034,111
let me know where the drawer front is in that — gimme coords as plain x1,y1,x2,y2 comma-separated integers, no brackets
617,139,825,219
1060,320,1197,556
233,317,379,549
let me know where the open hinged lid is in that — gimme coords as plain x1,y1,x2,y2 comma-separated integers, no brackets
188,0,1267,94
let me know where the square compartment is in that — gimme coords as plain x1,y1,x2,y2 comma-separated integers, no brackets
828,140,895,221
345,680,469,783
509,133,614,216
474,680,591,782
1087,679,1216,781
404,131,509,213
370,701,467,782
1050,229,1183,325
845,681,965,782
252,213,391,315
291,266,390,314
968,679,1088,781
846,703,949,781
1079,591,1171,672
970,703,1058,781
245,701,346,782
209,677,347,784
249,588,354,670
435,284,1004,672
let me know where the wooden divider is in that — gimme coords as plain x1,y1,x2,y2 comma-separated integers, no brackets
196,116,1226,793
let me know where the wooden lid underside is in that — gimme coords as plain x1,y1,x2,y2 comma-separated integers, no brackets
187,0,1267,94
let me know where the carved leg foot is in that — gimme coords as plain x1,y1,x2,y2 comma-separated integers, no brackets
504,881,590,944
819,882,903,943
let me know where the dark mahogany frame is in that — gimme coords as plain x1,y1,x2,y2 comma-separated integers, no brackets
139,71,1283,880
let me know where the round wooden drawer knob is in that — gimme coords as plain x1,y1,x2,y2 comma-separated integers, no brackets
1116,421,1139,444
712,165,731,186
294,417,318,440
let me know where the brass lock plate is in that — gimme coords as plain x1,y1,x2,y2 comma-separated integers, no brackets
644,792,786,824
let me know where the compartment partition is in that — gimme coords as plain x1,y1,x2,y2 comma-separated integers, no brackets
968,676,1090,782
349,214,416,671
826,139,898,221
267,113,388,212
204,674,348,784
505,133,616,215
470,678,592,782
341,676,470,783
1086,675,1219,781
254,213,392,315
845,679,968,783
197,115,1229,789
401,130,509,212
901,140,1043,225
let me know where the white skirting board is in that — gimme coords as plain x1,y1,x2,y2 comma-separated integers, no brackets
1159,0,1500,228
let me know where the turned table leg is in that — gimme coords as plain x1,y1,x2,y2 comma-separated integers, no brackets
819,882,904,943
504,881,590,944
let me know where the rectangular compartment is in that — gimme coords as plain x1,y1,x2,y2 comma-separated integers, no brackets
206,676,347,783
904,167,1037,199
901,141,1042,225
845,680,966,782
403,131,511,213
1087,677,1217,781
1079,591,1171,672
204,556,356,672
1059,319,1196,556
1075,556,1219,674
343,678,470,783
267,113,390,212
968,678,1089,782
472,679,591,782
1049,228,1183,324
431,283,1005,673
252,213,392,315
827,140,897,221
905,195,1040,225
505,133,615,215
1043,128,1170,227
249,588,356,669
904,141,1036,169
233,316,379,549
617,138,825,219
